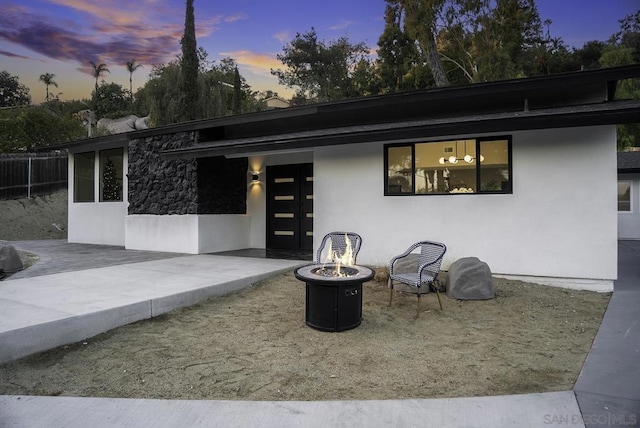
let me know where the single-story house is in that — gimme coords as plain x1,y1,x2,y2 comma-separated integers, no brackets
618,150,640,239
51,64,640,292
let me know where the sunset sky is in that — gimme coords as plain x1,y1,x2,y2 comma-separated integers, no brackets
1,0,638,104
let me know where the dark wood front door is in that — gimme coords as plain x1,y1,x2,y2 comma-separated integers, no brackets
266,163,313,250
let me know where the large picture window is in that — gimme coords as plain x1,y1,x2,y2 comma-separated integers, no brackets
99,148,124,202
385,137,512,195
618,180,631,212
73,151,95,202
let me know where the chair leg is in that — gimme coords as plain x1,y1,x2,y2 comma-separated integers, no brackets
433,281,443,311
416,292,421,318
435,288,443,311
388,278,393,306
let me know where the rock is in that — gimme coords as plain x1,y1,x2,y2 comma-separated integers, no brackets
0,244,24,274
96,115,150,134
446,257,494,300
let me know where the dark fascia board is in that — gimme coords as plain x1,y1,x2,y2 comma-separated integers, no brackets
41,105,320,151
41,133,129,152
129,104,319,139
162,100,640,159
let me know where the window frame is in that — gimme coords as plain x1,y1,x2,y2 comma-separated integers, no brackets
617,179,633,213
73,151,95,203
99,148,124,202
384,135,513,196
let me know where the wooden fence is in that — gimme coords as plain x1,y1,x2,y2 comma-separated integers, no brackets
0,152,68,200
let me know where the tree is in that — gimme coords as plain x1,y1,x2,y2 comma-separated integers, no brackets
0,70,31,107
136,48,266,126
271,28,370,102
433,0,545,83
141,61,182,125
0,106,85,152
39,73,58,102
90,62,110,94
126,60,143,112
102,158,121,201
573,41,605,70
388,0,553,85
614,10,640,64
92,82,132,120
603,11,640,150
232,67,242,115
377,1,434,92
400,0,449,87
179,0,199,122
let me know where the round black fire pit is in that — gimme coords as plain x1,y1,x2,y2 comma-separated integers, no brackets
294,263,375,332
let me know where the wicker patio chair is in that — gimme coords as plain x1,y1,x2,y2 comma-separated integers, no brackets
388,241,447,316
315,232,363,264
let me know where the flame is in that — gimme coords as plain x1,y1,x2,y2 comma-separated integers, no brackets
322,234,355,277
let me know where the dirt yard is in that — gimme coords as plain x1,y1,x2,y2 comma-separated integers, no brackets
0,271,610,401
0,191,67,241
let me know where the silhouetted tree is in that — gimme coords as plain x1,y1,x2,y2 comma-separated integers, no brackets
39,73,58,102
0,70,31,107
126,60,143,112
90,62,110,94
179,0,199,122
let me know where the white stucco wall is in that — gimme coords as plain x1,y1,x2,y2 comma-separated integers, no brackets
312,126,618,291
125,214,250,254
618,173,640,239
68,148,128,246
66,124,619,291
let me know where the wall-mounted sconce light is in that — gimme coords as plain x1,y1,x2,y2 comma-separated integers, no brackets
251,173,260,182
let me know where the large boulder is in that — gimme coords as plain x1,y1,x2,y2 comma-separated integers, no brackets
0,244,23,275
446,257,494,300
97,115,150,134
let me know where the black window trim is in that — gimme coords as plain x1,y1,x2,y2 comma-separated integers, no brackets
384,135,513,196
73,150,96,203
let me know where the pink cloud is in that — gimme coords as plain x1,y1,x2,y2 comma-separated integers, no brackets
328,20,354,31
220,50,285,75
273,31,290,43
224,13,248,23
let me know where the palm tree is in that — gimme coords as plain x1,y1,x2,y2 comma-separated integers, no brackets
126,60,143,111
39,73,58,102
90,61,110,94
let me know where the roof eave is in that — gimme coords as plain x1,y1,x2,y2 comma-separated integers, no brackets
162,101,640,159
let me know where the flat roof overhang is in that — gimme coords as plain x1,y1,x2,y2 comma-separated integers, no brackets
161,100,640,159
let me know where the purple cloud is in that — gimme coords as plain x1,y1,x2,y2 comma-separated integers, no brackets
0,49,32,60
0,4,183,75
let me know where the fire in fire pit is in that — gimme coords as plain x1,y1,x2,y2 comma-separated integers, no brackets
317,233,358,277
311,265,359,278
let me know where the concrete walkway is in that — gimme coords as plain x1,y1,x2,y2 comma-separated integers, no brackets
0,240,639,427
574,240,640,427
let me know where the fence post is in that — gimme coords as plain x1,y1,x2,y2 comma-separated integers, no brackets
27,156,32,199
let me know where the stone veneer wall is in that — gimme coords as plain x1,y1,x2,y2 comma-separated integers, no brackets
197,156,247,214
128,131,247,215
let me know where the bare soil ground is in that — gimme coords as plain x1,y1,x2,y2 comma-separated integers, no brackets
0,271,610,401
0,191,67,241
